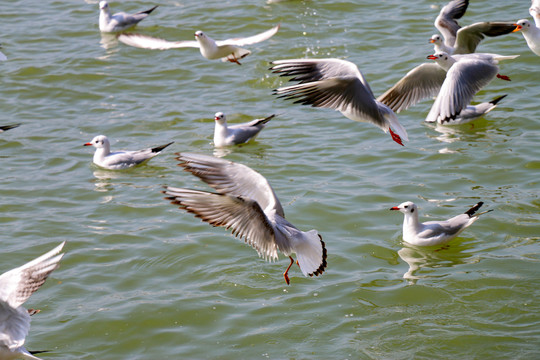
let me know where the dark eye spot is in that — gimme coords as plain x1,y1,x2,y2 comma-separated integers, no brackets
411,208,415,213
404,205,408,209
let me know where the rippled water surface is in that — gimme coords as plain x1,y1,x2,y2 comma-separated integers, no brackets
1,0,539,359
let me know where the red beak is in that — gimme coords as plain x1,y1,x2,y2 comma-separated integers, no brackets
512,24,522,32
390,206,400,210
214,117,219,121
429,39,436,43
426,54,438,60
83,142,92,146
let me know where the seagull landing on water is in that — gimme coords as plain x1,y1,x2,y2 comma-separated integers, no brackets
0,242,65,360
99,1,158,33
270,58,409,146
213,112,275,147
118,24,280,65
163,153,327,285
390,201,492,246
83,135,173,170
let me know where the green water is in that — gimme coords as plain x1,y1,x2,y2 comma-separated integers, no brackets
1,0,539,359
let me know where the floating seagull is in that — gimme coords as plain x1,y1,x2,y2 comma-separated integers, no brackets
99,1,158,33
513,2,540,56
213,112,275,147
434,0,470,48
163,153,327,285
0,124,21,133
118,24,280,65
83,135,173,170
0,242,65,360
270,58,409,146
390,201,492,246
378,52,517,123
429,22,519,55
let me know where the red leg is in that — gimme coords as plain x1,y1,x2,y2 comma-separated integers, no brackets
389,128,404,146
497,73,511,81
283,256,294,285
227,53,242,65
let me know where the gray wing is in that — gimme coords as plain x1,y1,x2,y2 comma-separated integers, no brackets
435,0,469,47
271,58,387,127
377,63,447,113
163,187,278,260
454,22,519,54
216,24,280,47
425,58,498,123
118,33,199,50
0,242,65,309
175,153,285,217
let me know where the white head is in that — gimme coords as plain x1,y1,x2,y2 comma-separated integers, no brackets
194,31,208,42
513,19,531,33
429,34,443,45
214,112,226,124
99,1,109,10
390,201,418,215
84,135,110,150
427,51,455,70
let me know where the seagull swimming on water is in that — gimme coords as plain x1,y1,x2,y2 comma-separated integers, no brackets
213,112,275,147
0,242,65,360
163,153,327,285
99,0,158,33
118,24,280,65
84,135,173,170
390,201,492,246
270,58,409,146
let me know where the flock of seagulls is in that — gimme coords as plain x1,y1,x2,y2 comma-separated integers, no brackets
1,0,538,357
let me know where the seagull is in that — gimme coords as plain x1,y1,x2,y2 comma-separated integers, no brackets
434,0,470,48
377,52,517,123
0,124,21,133
513,2,540,57
270,58,409,146
118,24,280,65
83,135,173,170
99,0,158,33
163,153,327,285
390,201,492,246
213,112,275,147
429,22,519,55
0,242,65,360
438,94,507,125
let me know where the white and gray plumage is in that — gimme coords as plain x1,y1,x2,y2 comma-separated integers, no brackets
163,153,327,285
83,135,173,170
441,94,507,125
0,46,6,61
429,22,519,55
377,52,517,123
270,58,409,146
213,112,275,147
0,124,20,133
513,2,540,57
390,201,491,246
0,242,65,359
99,1,158,33
434,0,470,48
118,24,280,65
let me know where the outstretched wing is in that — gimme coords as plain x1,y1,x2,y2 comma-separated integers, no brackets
118,33,199,50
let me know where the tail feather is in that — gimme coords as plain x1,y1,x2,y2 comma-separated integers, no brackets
151,141,174,153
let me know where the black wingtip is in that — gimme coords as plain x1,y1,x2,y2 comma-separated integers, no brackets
489,94,508,106
0,123,21,132
141,5,158,15
309,234,327,277
464,202,484,217
151,141,174,153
